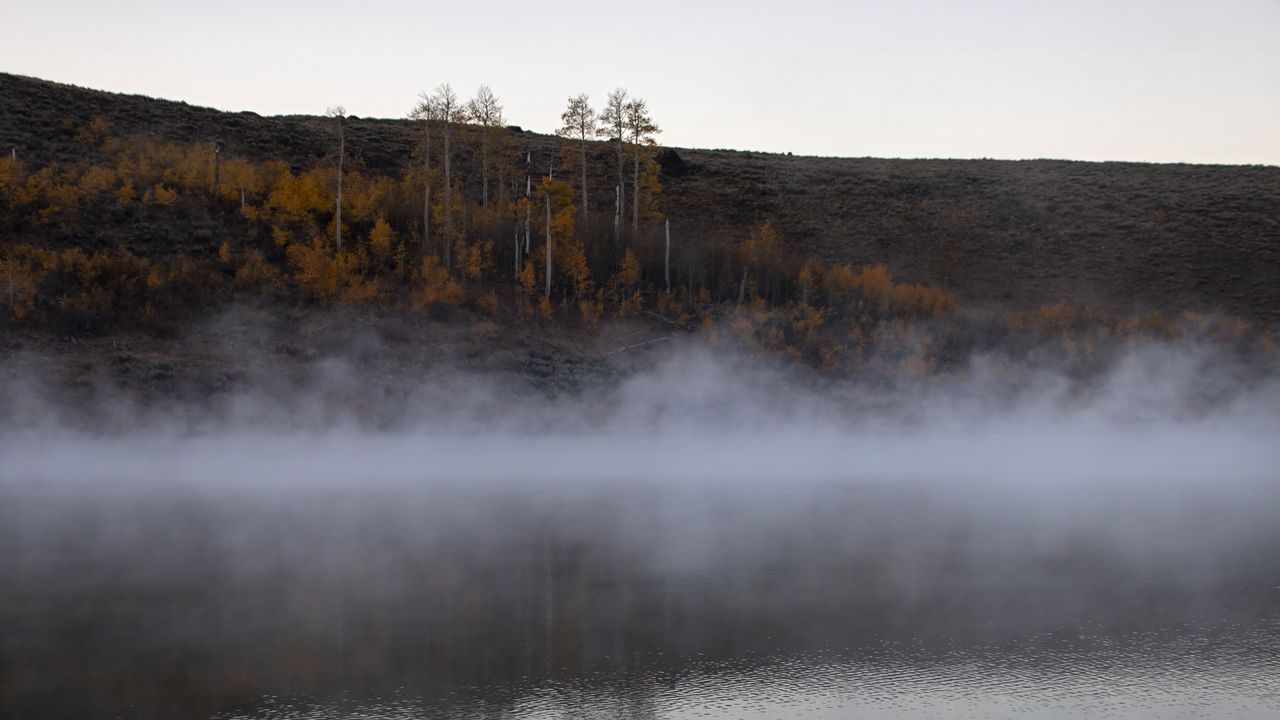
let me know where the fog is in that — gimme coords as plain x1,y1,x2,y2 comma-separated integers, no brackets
2,328,1279,718
3,332,1278,490
3,331,1278,590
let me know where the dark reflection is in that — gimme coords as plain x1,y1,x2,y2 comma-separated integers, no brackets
2,479,1278,719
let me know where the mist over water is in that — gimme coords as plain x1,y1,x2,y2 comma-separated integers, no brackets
2,336,1279,719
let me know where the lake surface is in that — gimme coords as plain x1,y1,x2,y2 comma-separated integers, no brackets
2,475,1278,719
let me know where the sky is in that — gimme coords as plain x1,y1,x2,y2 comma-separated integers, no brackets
3,0,1277,165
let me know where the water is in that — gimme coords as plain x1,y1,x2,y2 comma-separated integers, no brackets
2,477,1278,719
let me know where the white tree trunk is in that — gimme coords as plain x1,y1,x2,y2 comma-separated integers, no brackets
617,141,625,228
614,186,621,250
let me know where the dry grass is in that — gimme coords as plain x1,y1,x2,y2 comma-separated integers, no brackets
3,72,1278,321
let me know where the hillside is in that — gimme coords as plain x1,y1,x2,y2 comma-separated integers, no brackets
3,72,1277,322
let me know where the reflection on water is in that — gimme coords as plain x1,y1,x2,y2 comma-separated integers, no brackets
2,478,1278,719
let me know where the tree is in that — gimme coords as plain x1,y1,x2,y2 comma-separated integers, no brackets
370,215,395,262
407,100,432,253
466,85,503,212
597,88,628,251
624,97,660,237
536,176,577,299
557,93,596,232
414,84,466,269
326,106,346,250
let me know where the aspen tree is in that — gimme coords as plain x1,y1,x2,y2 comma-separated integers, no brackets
557,93,596,231
416,84,465,269
524,151,531,256
326,106,346,250
624,98,660,237
466,85,503,210
598,88,628,251
408,98,432,253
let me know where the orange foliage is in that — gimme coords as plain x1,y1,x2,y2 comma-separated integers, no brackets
411,255,463,310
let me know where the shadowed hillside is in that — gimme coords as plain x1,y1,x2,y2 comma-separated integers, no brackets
2,72,1277,321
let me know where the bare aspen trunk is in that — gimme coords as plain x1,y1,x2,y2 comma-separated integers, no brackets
524,153,532,255
240,186,245,211
614,186,621,255
335,119,344,251
738,268,748,306
514,226,521,278
545,194,553,299
616,139,625,227
665,219,671,292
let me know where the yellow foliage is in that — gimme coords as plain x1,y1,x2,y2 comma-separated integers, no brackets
146,184,177,205
518,258,538,298
618,290,643,316
891,283,954,317
267,168,330,220
272,225,294,247
853,264,893,301
557,239,592,298
0,156,17,196
78,165,117,196
345,173,396,223
617,248,641,288
0,255,39,320
1020,301,1076,336
538,296,554,319
77,116,113,146
462,240,492,282
369,216,395,261
286,238,378,304
412,255,463,310
233,250,284,297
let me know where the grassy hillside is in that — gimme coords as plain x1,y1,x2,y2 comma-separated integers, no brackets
3,72,1277,322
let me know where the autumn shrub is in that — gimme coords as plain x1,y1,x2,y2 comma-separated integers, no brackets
411,255,463,312
233,250,285,300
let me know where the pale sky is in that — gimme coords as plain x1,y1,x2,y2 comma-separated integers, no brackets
3,0,1277,164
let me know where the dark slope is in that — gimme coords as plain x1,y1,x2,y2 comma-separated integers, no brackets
3,72,1278,320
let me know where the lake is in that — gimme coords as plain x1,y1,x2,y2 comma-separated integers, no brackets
2,472,1278,719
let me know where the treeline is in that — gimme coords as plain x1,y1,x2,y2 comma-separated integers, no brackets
1,103,1277,376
